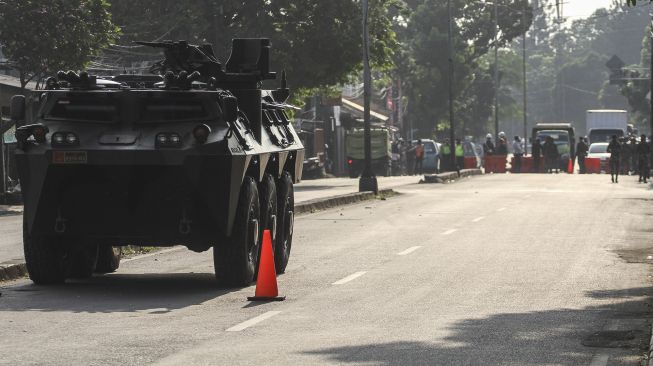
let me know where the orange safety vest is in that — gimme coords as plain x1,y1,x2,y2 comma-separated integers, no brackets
415,145,424,158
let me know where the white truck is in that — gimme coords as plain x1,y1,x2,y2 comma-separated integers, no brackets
586,110,628,144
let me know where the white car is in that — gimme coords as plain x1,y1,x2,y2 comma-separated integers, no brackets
587,142,610,171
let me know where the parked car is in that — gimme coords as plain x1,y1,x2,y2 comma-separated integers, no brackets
587,142,610,172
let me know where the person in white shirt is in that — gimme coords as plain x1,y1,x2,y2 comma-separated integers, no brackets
512,136,524,173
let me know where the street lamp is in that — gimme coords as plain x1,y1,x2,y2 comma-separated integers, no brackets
447,0,456,171
359,0,378,193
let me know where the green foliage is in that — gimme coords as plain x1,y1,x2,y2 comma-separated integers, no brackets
0,0,119,89
106,0,398,93
396,0,532,137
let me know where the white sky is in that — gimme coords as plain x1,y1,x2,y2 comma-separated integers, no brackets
563,0,615,19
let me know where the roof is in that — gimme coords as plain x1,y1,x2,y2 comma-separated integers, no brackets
341,98,389,122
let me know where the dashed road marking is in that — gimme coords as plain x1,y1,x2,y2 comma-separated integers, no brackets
589,354,608,366
472,216,485,223
397,246,422,256
497,207,506,212
226,311,282,332
442,229,457,235
333,271,367,285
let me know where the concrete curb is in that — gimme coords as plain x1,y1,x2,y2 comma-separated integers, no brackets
0,261,27,282
0,205,23,217
421,168,483,184
0,188,397,282
295,189,395,215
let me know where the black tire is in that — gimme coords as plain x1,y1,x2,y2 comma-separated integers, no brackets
95,245,121,274
275,171,294,274
214,176,261,286
23,216,68,285
258,173,277,256
68,244,99,279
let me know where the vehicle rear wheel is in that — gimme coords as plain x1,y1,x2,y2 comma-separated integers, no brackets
214,176,261,286
275,171,294,274
23,217,68,285
68,244,98,279
95,245,121,274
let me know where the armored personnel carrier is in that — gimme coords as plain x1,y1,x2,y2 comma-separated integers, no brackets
11,38,304,286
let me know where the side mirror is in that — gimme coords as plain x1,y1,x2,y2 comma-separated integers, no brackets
220,95,238,122
10,95,26,124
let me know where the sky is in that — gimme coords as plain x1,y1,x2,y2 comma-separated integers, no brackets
563,0,615,19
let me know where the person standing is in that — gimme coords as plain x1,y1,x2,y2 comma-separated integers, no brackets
607,135,622,183
636,134,651,183
620,137,631,175
406,141,415,175
497,137,508,155
543,136,559,173
414,139,424,175
440,138,451,172
455,139,464,171
512,136,524,173
576,137,588,174
532,138,542,173
483,134,495,156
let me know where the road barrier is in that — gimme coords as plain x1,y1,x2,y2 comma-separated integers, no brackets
463,157,477,169
485,155,507,173
584,158,604,174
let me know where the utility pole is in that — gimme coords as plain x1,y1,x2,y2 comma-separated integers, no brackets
494,0,500,140
650,15,653,137
523,2,528,153
359,0,378,193
447,0,456,170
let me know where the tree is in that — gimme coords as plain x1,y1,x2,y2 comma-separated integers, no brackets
0,0,119,90
105,0,398,93
394,0,532,137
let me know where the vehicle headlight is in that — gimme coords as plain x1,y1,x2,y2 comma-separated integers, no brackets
65,133,78,144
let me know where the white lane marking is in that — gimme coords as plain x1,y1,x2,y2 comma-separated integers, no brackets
589,354,609,366
122,247,183,263
397,246,422,256
497,207,506,212
472,216,485,223
332,271,367,285
226,311,282,332
441,229,457,235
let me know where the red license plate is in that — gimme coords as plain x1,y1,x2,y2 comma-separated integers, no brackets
53,151,88,164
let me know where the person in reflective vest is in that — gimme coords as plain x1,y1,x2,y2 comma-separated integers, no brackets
441,139,451,172
455,139,464,171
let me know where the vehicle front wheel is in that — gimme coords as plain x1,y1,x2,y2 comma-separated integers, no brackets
23,217,68,285
275,171,294,274
213,176,261,286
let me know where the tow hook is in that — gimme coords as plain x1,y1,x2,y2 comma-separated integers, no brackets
179,208,192,235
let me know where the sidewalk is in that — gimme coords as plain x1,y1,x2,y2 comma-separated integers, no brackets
0,171,480,281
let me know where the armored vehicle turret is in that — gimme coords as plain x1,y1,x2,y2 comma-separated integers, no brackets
11,39,304,286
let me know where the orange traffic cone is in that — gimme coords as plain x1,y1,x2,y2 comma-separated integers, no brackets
567,159,574,174
247,229,285,301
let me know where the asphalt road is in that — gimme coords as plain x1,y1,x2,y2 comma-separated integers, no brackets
1,174,653,365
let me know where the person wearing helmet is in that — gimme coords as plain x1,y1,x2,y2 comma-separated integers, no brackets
483,134,495,156
497,133,508,155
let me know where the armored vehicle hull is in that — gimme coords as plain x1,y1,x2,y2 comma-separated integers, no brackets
12,39,304,286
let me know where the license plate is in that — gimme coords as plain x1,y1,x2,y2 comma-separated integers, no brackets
53,151,88,164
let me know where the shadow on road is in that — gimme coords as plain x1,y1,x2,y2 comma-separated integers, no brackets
302,287,653,365
0,272,244,313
